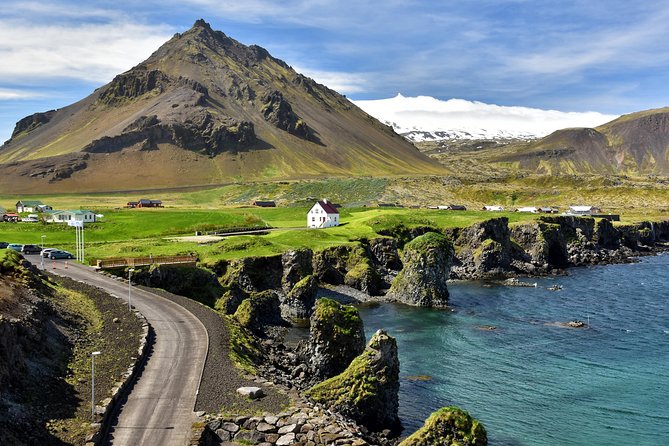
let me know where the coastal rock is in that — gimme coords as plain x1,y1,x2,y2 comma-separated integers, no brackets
450,218,512,279
595,219,621,249
282,274,319,320
234,291,285,333
387,232,453,307
313,245,381,295
510,221,568,270
222,255,283,293
398,406,487,446
368,237,402,270
282,248,314,293
306,298,366,380
306,329,400,432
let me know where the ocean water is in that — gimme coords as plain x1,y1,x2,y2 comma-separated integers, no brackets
358,253,669,446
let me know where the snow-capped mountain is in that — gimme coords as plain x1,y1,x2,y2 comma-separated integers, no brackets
353,94,618,142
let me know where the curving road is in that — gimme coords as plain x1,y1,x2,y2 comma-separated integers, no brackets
30,256,208,446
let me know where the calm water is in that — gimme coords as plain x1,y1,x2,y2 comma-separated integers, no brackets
359,254,669,446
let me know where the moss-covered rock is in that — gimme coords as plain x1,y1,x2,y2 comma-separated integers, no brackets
130,264,224,307
313,244,381,294
282,274,318,320
399,406,487,446
233,290,284,333
214,284,247,314
595,218,621,249
306,329,400,432
451,218,512,279
510,221,568,269
387,232,453,307
281,248,313,293
307,298,365,379
222,255,283,293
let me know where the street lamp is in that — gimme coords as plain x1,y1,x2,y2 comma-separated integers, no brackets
128,268,135,311
41,234,46,249
91,351,101,420
40,235,45,270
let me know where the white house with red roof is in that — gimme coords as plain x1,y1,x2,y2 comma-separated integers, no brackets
307,199,340,228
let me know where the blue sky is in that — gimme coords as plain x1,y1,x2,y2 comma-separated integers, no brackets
2,0,669,143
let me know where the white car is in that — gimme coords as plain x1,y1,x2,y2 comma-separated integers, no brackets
41,248,57,258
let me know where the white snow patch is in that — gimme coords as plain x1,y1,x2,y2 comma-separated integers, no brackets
353,94,618,142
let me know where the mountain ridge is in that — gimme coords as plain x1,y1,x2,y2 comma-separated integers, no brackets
0,20,444,193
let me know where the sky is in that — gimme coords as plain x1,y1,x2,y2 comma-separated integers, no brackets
2,0,669,143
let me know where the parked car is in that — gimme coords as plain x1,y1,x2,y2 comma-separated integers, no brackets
41,248,57,258
48,250,74,260
0,242,8,249
7,244,23,252
21,244,42,254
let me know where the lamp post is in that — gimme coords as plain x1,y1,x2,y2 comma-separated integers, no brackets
128,268,135,311
41,234,46,249
91,351,101,420
40,235,45,269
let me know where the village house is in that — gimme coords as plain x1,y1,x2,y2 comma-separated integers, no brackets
307,199,339,228
16,200,51,213
483,205,505,211
137,199,163,208
49,210,97,224
539,207,560,214
567,205,601,216
434,204,467,210
516,206,539,213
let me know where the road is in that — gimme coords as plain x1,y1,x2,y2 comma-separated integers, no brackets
30,256,208,446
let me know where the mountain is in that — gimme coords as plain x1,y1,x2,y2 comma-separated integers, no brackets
0,20,443,193
353,94,616,142
491,107,669,175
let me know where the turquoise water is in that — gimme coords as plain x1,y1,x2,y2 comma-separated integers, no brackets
358,254,669,445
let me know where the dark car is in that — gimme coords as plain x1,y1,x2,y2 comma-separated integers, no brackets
48,250,74,259
0,242,8,249
21,244,42,254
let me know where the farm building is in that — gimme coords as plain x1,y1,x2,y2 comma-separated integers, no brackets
516,207,539,213
16,200,51,213
567,205,600,216
138,199,163,208
483,205,505,211
307,199,339,228
253,200,276,207
49,210,97,224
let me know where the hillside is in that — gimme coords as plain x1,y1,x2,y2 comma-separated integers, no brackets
0,20,443,194
489,107,669,176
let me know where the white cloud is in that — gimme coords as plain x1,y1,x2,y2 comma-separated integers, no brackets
0,88,43,100
354,94,619,140
293,66,368,94
0,19,173,83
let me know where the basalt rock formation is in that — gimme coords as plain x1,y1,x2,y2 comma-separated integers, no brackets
398,406,487,446
387,232,453,307
306,329,401,432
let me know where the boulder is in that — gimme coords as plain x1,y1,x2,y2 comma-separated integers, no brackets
398,406,487,446
236,386,264,399
387,232,453,307
306,329,400,432
306,298,366,379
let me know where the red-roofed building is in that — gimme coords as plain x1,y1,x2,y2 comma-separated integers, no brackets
307,199,340,228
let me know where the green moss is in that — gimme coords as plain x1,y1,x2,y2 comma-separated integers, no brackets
226,316,262,374
313,298,362,336
399,406,487,446
307,348,378,405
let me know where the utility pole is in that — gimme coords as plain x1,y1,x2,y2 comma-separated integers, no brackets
91,351,101,420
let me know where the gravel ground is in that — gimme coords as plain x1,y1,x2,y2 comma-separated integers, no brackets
140,286,290,414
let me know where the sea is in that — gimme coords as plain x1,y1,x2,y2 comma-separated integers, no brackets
358,253,669,446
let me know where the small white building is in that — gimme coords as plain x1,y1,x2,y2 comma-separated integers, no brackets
16,200,48,213
307,199,339,228
49,210,97,224
567,205,600,216
516,207,539,213
483,205,505,212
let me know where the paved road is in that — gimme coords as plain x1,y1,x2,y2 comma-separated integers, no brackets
30,256,208,446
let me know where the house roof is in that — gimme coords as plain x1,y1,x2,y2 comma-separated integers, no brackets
17,200,44,206
569,205,596,212
51,209,94,215
317,200,339,214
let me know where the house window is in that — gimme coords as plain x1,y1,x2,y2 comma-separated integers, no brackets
311,217,315,222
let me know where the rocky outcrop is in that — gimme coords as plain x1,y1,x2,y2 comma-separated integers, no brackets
398,406,487,446
223,255,284,294
387,232,453,307
306,329,400,432
313,245,381,295
281,248,314,293
305,298,366,380
510,221,568,273
594,218,621,249
282,274,319,320
234,291,285,333
261,90,314,141
450,218,513,279
8,110,56,141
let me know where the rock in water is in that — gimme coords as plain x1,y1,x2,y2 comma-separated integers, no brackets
306,329,400,432
399,406,487,446
306,298,366,379
387,232,453,307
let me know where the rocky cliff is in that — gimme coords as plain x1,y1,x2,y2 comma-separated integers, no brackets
306,329,401,432
398,406,487,446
